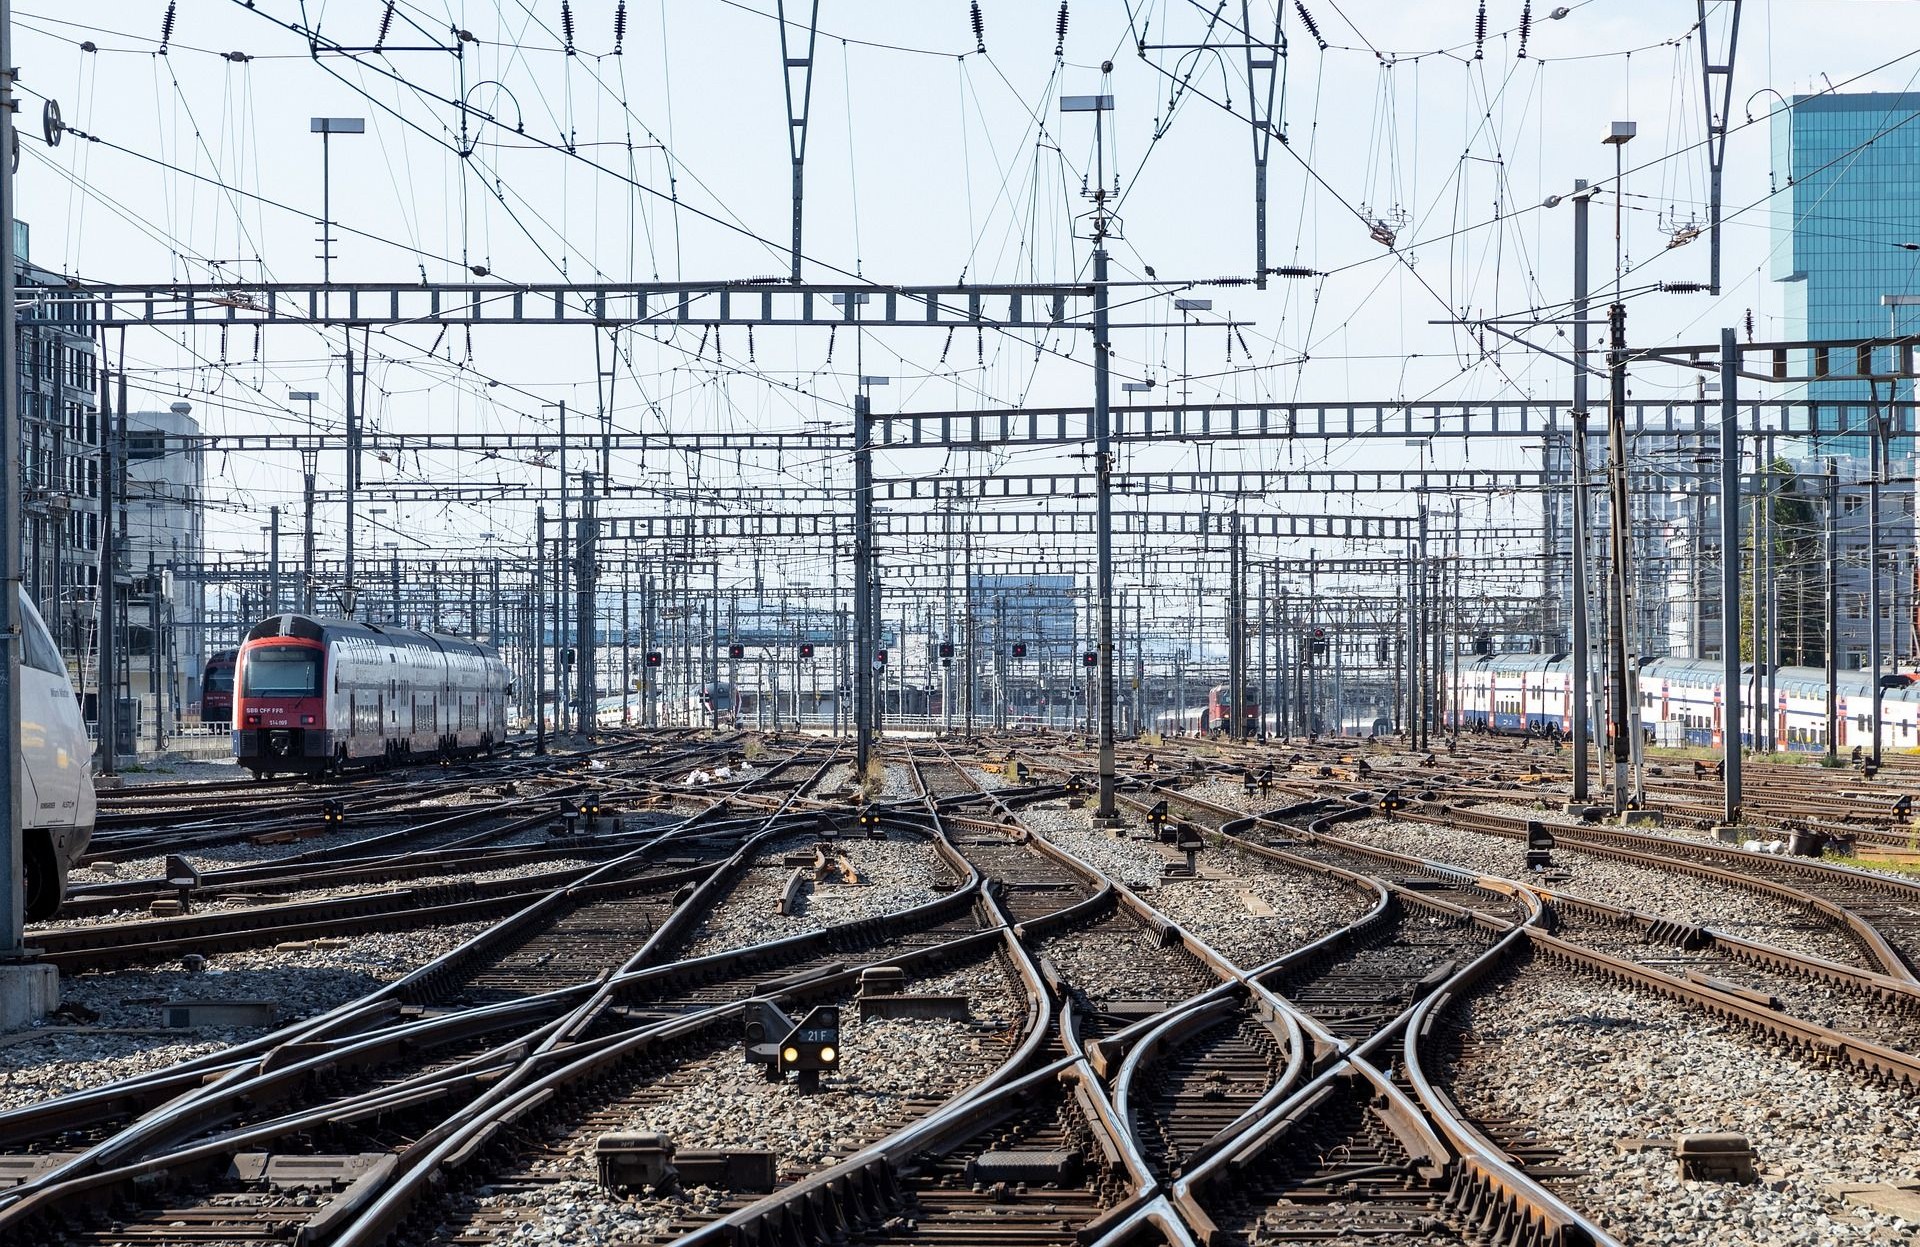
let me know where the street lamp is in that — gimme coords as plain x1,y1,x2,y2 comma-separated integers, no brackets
1603,119,1642,811
309,118,365,286
289,391,320,613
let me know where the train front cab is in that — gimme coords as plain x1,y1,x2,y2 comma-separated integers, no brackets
233,618,332,778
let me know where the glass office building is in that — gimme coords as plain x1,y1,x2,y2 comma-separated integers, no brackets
1772,92,1920,668
1772,91,1920,453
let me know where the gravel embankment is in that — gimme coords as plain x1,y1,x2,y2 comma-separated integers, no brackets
680,835,956,958
1025,803,1369,969
1329,814,1867,967
1451,963,1920,1245
0,922,495,1108
459,960,1018,1242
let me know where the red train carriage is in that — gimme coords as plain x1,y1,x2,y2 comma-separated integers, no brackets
200,649,236,725
234,614,513,778
1203,684,1261,734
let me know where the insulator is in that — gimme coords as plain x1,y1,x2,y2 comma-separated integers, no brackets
159,1,176,55
939,326,954,365
376,1,396,50
1294,2,1326,50
970,0,985,53
561,1,576,55
747,324,756,362
1517,1,1532,57
614,1,627,54
1745,308,1755,341
1055,1,1069,57
1474,1,1487,59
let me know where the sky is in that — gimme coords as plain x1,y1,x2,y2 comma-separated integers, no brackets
13,0,1920,622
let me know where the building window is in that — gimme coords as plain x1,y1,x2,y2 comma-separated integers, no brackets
1844,494,1864,515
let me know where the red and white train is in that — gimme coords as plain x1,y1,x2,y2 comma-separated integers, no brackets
233,614,513,778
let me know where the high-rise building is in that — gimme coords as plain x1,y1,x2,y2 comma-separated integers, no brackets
1772,91,1920,668
124,402,207,722
14,221,102,667
1773,90,1920,441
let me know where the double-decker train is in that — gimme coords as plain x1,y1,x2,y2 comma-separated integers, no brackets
200,649,236,725
1158,684,1262,735
233,614,513,778
1457,651,1920,752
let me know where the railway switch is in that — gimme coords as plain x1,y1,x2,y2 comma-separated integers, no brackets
596,1132,676,1191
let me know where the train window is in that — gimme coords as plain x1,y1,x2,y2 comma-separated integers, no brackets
241,645,321,697
19,607,61,676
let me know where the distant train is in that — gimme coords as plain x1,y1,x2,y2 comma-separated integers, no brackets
1456,652,1920,752
1158,684,1262,736
697,681,738,727
16,590,94,919
200,649,236,725
233,614,513,778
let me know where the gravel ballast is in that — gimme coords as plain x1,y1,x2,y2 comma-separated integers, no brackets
456,960,1020,1243
1450,961,1920,1245
0,922,495,1108
1025,802,1369,969
1328,813,1867,966
680,834,957,958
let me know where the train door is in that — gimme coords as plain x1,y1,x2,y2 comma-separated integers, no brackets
1710,685,1722,748
1660,681,1670,723
1837,697,1849,747
1561,675,1571,733
1777,691,1788,744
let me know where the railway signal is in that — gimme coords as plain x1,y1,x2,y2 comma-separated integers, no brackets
1011,642,1027,658
938,642,954,661
876,648,888,666
728,643,745,660
1307,628,1328,658
645,651,662,668
798,643,815,658
1082,650,1098,667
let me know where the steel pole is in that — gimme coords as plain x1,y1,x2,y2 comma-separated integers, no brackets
1826,458,1839,761
1718,328,1742,822
1570,183,1593,800
853,392,873,774
1094,243,1118,817
0,0,25,953
1605,302,1636,812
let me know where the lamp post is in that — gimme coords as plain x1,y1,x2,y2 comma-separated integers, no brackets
1603,120,1642,813
289,391,319,613
368,508,387,620
309,117,365,287
1063,82,1120,821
